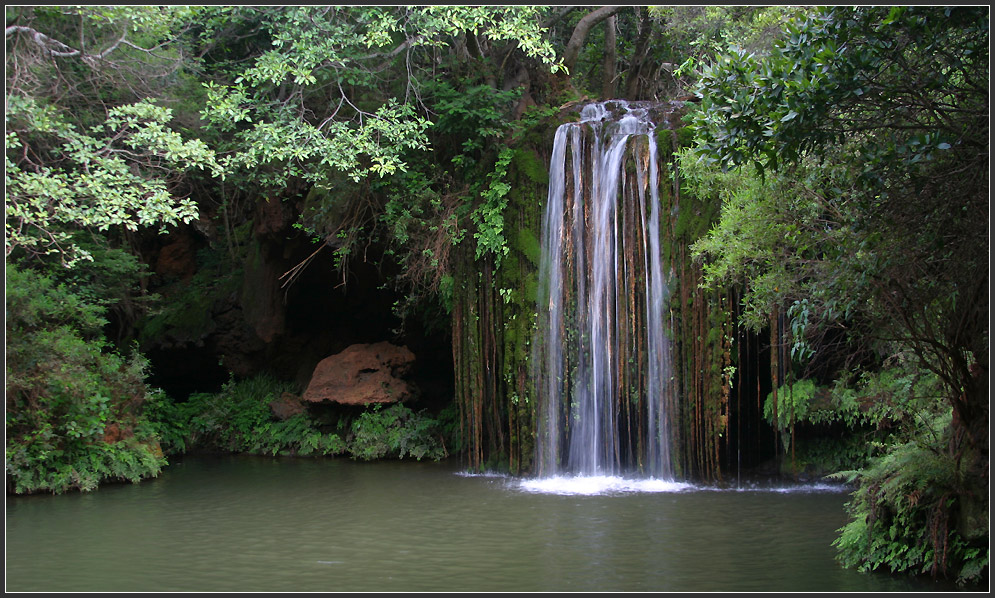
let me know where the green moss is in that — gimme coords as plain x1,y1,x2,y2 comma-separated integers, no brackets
674,194,720,242
675,126,696,149
138,246,242,347
656,128,675,156
523,274,539,305
514,227,541,268
512,148,549,185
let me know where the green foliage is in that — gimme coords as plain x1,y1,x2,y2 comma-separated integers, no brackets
175,375,345,457
764,378,818,434
414,7,561,69
828,363,945,434
327,73,536,328
293,66,536,328
428,81,523,166
159,375,447,462
205,90,431,187
6,439,167,495
44,234,153,312
757,358,989,585
5,6,222,267
691,6,988,174
766,360,950,461
137,389,192,455
681,148,833,332
652,6,806,85
471,147,516,264
831,409,989,585
197,6,560,194
5,95,218,266
508,104,560,149
764,370,903,433
348,403,448,461
686,7,988,458
373,167,464,317
259,413,349,458
789,435,874,479
5,264,167,494
770,360,990,584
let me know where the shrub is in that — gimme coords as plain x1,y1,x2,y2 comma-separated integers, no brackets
828,368,989,585
172,375,348,457
149,373,450,463
5,265,166,494
832,411,989,585
348,403,448,461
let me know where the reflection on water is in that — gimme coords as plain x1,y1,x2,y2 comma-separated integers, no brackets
5,455,959,592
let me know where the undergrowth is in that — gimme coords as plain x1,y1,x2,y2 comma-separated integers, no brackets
147,374,449,462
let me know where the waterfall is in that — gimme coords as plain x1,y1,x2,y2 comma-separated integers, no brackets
534,100,675,479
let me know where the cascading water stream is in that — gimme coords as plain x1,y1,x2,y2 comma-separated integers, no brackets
534,101,675,480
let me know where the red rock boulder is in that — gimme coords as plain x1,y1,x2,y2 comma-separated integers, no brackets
302,342,416,406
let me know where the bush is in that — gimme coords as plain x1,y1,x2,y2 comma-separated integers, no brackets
164,375,348,457
761,360,988,585
6,438,166,494
348,403,448,461
156,375,449,461
828,366,989,586
832,413,989,585
5,265,167,494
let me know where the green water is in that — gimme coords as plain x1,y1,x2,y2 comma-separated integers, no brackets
5,455,958,592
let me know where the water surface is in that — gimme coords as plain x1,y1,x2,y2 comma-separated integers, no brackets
5,455,957,592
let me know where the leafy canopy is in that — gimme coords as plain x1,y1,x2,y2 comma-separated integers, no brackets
198,6,562,193
5,96,218,266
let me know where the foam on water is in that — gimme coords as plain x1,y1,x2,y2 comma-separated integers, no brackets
509,474,849,496
518,475,694,496
736,481,851,494
452,470,850,496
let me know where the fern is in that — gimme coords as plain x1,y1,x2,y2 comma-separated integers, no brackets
348,404,447,461
833,411,987,585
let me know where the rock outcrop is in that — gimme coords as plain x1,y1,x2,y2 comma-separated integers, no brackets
269,391,306,420
302,342,416,406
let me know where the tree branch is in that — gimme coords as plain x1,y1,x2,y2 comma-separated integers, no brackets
6,25,81,58
601,15,618,99
561,6,624,73
542,6,578,29
7,24,145,67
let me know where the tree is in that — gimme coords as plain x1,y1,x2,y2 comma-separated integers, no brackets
560,5,622,74
196,6,563,192
186,7,570,298
5,7,224,492
687,6,988,582
6,6,219,266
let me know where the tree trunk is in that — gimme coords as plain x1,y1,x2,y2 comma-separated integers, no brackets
466,32,497,89
623,8,660,100
562,6,624,74
601,15,617,99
